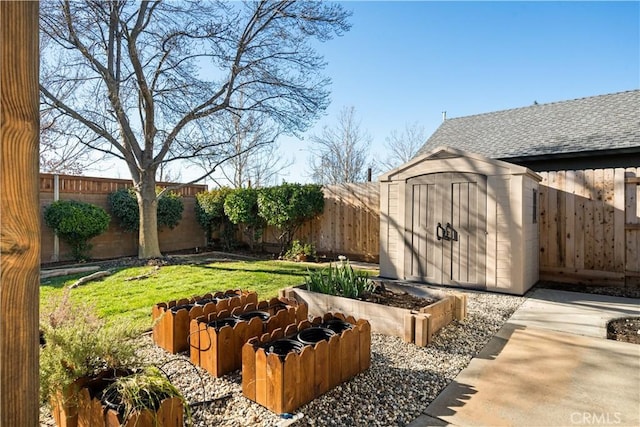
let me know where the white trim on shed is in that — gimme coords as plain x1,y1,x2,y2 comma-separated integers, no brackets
379,146,542,295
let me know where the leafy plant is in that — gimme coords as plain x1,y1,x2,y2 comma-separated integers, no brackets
109,188,184,232
284,240,316,261
103,366,189,424
39,290,137,405
156,191,184,230
258,183,324,256
305,258,371,299
224,188,265,251
44,199,110,261
195,187,235,248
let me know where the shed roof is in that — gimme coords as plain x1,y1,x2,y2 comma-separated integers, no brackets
380,146,541,182
416,90,640,161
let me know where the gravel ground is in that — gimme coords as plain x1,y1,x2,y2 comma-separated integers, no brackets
40,289,524,426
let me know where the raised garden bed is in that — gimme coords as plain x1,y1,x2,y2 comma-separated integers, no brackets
50,370,184,427
152,289,257,354
279,283,466,346
188,297,308,377
242,313,371,414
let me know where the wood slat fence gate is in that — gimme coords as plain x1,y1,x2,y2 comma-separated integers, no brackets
538,167,640,287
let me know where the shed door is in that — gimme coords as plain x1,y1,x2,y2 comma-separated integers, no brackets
405,172,487,288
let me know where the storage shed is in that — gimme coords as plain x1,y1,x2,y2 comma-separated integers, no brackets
379,146,542,295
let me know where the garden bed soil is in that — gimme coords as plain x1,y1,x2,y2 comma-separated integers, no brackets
358,289,436,311
607,317,640,344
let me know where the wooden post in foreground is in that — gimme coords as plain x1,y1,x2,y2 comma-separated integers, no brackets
0,1,40,426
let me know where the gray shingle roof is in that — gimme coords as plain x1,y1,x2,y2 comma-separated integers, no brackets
416,90,640,160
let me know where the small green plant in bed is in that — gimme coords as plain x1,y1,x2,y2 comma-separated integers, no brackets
103,366,190,423
305,257,373,299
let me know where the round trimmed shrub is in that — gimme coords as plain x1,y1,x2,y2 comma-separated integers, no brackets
44,200,111,261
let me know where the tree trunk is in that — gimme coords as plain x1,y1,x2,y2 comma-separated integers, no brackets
136,176,162,258
0,1,40,425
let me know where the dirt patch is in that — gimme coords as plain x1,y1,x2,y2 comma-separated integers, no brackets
359,289,436,311
607,317,640,344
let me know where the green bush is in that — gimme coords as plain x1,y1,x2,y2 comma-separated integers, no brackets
108,188,139,232
156,191,184,229
108,188,184,232
258,183,324,256
44,199,110,261
39,290,137,404
284,240,316,261
196,187,235,248
305,258,371,299
224,188,264,251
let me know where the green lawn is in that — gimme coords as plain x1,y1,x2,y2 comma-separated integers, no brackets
40,260,322,333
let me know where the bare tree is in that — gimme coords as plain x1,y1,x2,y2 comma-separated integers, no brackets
40,105,108,174
40,0,350,258
308,106,374,184
194,106,292,189
381,121,427,171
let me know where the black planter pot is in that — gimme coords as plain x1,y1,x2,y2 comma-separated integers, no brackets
263,338,305,359
321,319,353,334
235,310,270,322
169,303,194,313
296,327,336,345
101,387,124,415
194,298,215,306
207,317,240,330
216,292,239,301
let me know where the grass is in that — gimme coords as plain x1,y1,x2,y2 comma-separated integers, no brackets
40,260,321,333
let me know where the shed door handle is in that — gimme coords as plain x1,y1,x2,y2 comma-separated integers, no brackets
445,223,458,242
436,222,448,241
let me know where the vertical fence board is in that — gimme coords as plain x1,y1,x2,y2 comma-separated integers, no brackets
564,170,575,269
603,169,615,271
625,170,639,277
614,168,627,272
593,169,605,270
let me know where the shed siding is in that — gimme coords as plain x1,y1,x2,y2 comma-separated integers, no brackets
493,177,512,290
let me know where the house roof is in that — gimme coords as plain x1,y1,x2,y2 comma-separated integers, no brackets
416,90,640,161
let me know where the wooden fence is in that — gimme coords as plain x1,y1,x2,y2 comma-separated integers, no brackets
260,183,380,262
538,167,640,286
40,174,207,262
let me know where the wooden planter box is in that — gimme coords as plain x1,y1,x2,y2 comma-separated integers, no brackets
51,376,183,427
189,297,308,377
242,313,371,414
279,284,466,346
152,289,257,353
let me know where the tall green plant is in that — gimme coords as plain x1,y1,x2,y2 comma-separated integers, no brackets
305,258,370,299
44,200,110,261
258,183,324,256
109,188,184,232
224,188,264,251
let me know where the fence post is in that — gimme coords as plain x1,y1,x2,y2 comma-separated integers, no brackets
52,174,59,261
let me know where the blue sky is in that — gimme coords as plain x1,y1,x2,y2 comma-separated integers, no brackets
271,1,639,184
